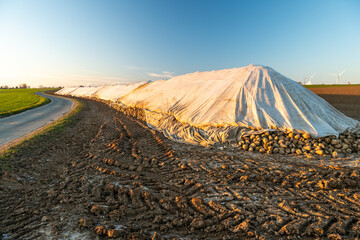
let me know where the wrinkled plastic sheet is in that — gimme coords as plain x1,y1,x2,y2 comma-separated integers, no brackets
119,65,360,138
55,65,360,146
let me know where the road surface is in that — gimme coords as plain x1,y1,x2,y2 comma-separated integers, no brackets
0,92,74,147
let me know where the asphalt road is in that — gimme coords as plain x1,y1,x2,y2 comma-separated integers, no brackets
0,92,74,147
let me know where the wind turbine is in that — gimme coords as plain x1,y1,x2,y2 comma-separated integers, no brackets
329,70,346,84
304,73,316,85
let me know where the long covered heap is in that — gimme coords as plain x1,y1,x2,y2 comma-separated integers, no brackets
56,64,360,156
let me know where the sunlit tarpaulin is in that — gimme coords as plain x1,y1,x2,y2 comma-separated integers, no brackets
56,65,360,145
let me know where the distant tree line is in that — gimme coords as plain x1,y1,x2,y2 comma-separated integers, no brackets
0,84,63,89
0,83,30,89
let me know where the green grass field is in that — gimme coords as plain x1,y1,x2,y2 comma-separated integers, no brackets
0,88,56,118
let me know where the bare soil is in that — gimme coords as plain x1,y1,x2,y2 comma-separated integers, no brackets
1,93,360,239
310,86,360,120
310,85,360,96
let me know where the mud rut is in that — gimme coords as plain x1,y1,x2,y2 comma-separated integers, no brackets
1,99,360,240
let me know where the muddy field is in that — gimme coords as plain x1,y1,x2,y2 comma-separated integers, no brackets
1,88,360,239
310,86,360,121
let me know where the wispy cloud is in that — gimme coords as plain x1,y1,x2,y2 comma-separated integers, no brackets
147,71,174,78
31,72,132,87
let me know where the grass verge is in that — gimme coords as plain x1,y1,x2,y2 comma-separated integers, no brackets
0,98,82,172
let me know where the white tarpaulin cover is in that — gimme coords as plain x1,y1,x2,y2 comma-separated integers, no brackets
119,65,360,138
56,65,360,145
68,86,104,97
56,87,78,95
92,82,147,101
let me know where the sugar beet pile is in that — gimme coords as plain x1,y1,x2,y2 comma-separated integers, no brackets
56,64,360,156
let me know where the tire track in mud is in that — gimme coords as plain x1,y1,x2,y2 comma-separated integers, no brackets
1,98,360,239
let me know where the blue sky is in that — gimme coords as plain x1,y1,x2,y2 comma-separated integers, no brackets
0,0,359,87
